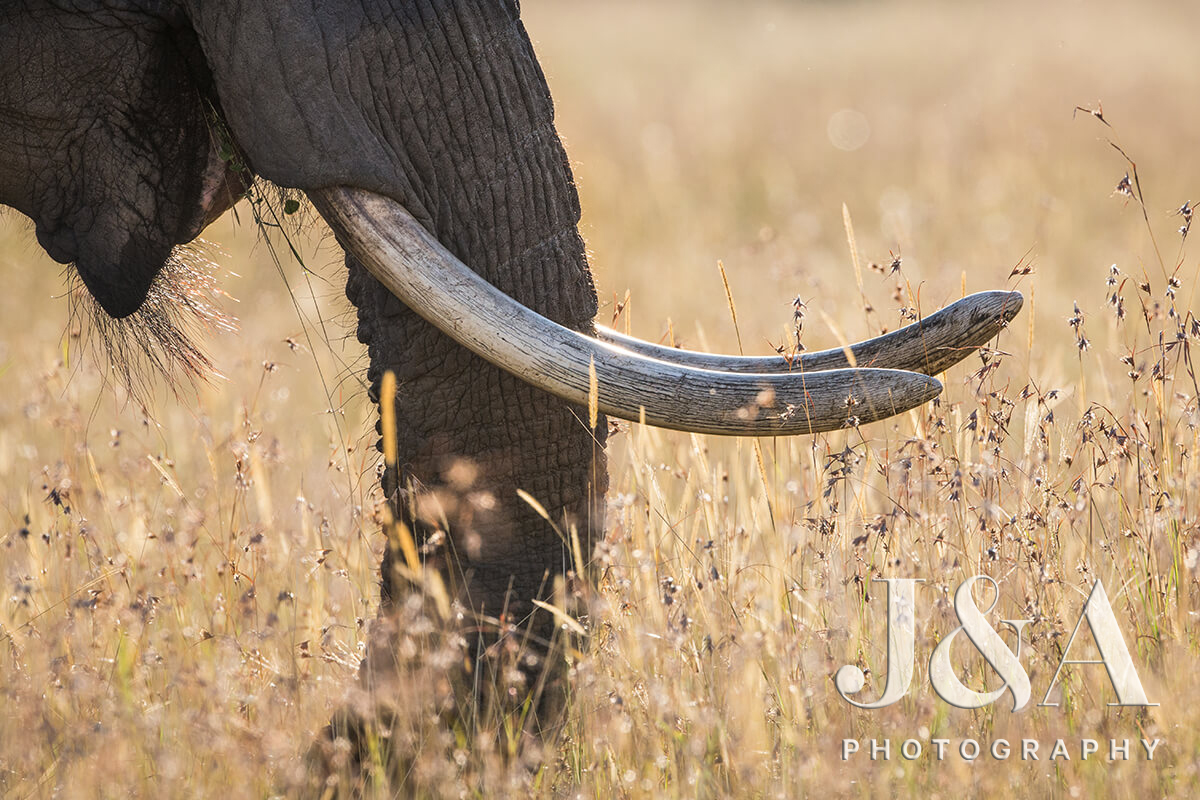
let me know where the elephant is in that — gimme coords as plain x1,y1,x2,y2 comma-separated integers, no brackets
0,0,1021,778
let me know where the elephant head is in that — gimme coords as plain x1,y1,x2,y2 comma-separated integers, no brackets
0,0,1020,706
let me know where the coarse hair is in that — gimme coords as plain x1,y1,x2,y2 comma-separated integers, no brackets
67,238,236,401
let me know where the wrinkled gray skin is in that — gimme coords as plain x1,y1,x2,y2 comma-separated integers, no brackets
0,1,606,654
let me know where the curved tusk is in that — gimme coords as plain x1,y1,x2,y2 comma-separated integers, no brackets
598,290,1023,376
310,187,942,436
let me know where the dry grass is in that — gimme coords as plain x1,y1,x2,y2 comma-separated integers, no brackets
2,0,1199,797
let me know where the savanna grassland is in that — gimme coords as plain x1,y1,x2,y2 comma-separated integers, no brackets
2,1,1199,797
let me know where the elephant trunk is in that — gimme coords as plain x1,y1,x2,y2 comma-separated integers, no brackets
334,5,607,631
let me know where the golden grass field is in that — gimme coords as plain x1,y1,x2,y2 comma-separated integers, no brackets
2,0,1198,796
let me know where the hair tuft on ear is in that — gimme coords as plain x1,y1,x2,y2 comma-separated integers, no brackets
68,239,237,402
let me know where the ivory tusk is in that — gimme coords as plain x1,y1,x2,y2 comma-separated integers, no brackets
598,290,1022,376
311,187,942,436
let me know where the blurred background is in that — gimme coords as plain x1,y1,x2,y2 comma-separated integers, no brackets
527,0,1196,364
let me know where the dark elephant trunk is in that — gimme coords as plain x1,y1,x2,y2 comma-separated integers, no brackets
183,1,607,633
344,104,608,627
338,5,607,627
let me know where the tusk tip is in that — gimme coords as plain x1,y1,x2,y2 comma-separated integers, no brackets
1007,289,1024,311
917,372,944,400
972,289,1024,324
997,289,1024,321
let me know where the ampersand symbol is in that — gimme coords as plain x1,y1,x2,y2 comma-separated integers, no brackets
928,575,1032,710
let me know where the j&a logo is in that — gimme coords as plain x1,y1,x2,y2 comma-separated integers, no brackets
834,576,1155,710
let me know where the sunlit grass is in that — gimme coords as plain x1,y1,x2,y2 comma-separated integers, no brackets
2,0,1199,797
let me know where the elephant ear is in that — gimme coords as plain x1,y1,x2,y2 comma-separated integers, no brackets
62,25,236,322
0,1,247,395
0,3,227,319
